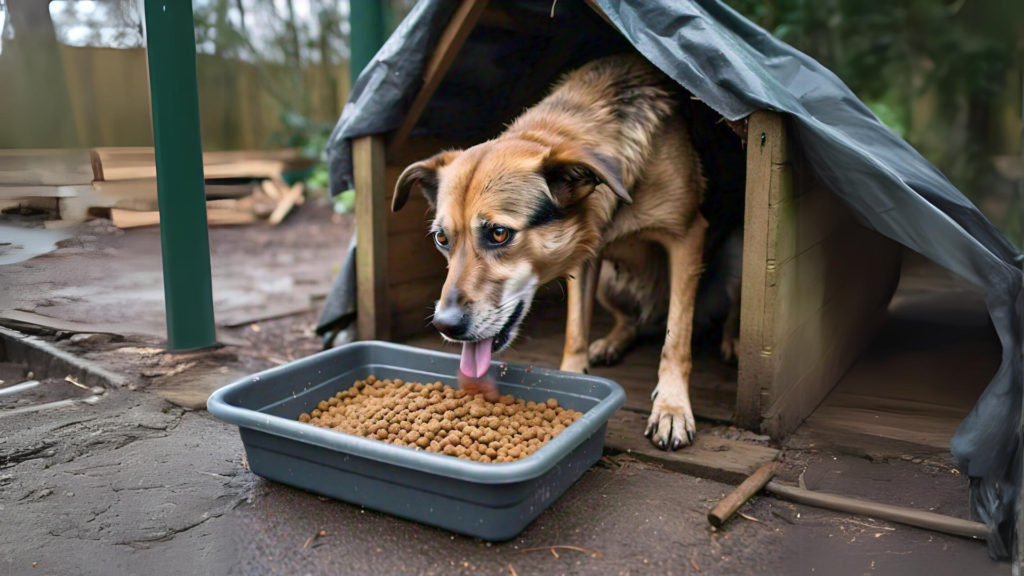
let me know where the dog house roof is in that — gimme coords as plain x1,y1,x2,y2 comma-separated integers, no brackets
324,0,1023,556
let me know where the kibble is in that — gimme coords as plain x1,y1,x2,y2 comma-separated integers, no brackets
297,377,582,463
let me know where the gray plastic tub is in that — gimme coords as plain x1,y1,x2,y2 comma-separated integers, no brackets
207,341,626,540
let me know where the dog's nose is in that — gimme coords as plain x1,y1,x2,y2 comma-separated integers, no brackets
432,305,470,339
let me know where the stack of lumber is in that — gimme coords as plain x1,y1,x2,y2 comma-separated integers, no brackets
0,148,312,229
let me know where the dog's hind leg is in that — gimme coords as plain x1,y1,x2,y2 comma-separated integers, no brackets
590,239,668,366
559,258,600,374
589,265,640,366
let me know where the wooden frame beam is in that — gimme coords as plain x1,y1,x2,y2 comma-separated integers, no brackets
354,135,390,341
387,0,490,158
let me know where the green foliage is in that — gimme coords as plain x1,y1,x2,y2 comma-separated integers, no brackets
725,0,1021,181
272,111,333,160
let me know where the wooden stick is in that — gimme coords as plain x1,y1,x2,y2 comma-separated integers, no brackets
707,461,779,527
765,481,991,541
267,182,304,225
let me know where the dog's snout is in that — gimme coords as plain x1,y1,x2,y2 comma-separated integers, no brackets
432,305,470,339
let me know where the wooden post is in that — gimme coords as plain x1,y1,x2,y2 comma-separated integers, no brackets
354,135,390,341
736,111,782,431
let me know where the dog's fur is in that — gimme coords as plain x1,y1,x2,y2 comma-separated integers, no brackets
393,55,708,450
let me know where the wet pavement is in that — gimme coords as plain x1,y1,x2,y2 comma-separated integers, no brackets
0,209,1012,575
0,377,1009,576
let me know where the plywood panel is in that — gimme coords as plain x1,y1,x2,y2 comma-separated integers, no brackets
767,183,854,267
387,230,448,284
767,222,871,347
389,280,443,316
604,411,779,484
738,110,903,439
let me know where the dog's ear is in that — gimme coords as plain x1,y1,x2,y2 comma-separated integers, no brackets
541,146,631,207
392,150,461,212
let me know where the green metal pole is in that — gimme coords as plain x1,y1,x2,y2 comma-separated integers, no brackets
144,0,217,351
349,0,389,83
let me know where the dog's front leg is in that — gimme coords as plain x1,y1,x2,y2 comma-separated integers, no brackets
647,219,707,450
560,259,600,374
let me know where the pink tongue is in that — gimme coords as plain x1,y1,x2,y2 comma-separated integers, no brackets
460,338,493,378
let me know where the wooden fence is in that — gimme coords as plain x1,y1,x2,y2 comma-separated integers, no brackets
0,45,349,151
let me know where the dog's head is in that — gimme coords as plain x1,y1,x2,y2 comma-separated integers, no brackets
392,138,629,366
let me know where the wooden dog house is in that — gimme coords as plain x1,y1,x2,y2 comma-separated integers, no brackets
350,0,902,440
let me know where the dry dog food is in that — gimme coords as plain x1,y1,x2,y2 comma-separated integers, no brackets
297,376,583,463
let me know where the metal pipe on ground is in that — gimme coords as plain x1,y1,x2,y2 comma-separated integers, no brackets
709,462,991,541
143,0,218,351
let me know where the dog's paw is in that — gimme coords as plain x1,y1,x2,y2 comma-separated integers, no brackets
559,353,589,374
720,336,739,364
588,337,625,366
645,381,696,450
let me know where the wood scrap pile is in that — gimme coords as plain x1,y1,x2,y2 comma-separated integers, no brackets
0,147,314,229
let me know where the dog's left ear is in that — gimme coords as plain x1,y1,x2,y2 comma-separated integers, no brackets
542,146,631,207
392,150,461,212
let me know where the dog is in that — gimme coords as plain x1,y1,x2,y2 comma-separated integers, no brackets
392,55,712,450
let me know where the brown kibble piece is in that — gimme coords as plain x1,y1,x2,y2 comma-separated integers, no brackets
295,378,582,463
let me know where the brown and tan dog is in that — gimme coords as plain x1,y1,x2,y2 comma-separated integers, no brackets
392,55,707,450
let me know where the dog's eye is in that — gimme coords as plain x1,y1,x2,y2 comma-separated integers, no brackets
490,227,510,245
434,231,449,248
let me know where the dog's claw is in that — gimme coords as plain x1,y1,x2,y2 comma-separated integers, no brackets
589,336,629,366
646,380,696,451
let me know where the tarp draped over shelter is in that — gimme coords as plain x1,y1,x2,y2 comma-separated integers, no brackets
324,0,1022,557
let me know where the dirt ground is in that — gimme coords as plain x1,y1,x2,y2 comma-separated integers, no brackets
0,204,1013,575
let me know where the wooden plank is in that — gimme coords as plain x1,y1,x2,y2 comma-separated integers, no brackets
736,111,782,431
804,392,967,449
0,185,87,199
604,411,779,485
767,230,900,400
389,195,435,236
766,222,868,348
387,230,448,284
0,149,94,186
767,163,795,205
90,147,294,181
387,0,490,158
389,277,445,338
766,183,853,267
389,279,442,316
110,207,255,228
354,136,391,341
761,240,901,437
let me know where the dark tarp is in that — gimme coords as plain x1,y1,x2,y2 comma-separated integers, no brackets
323,0,1023,557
